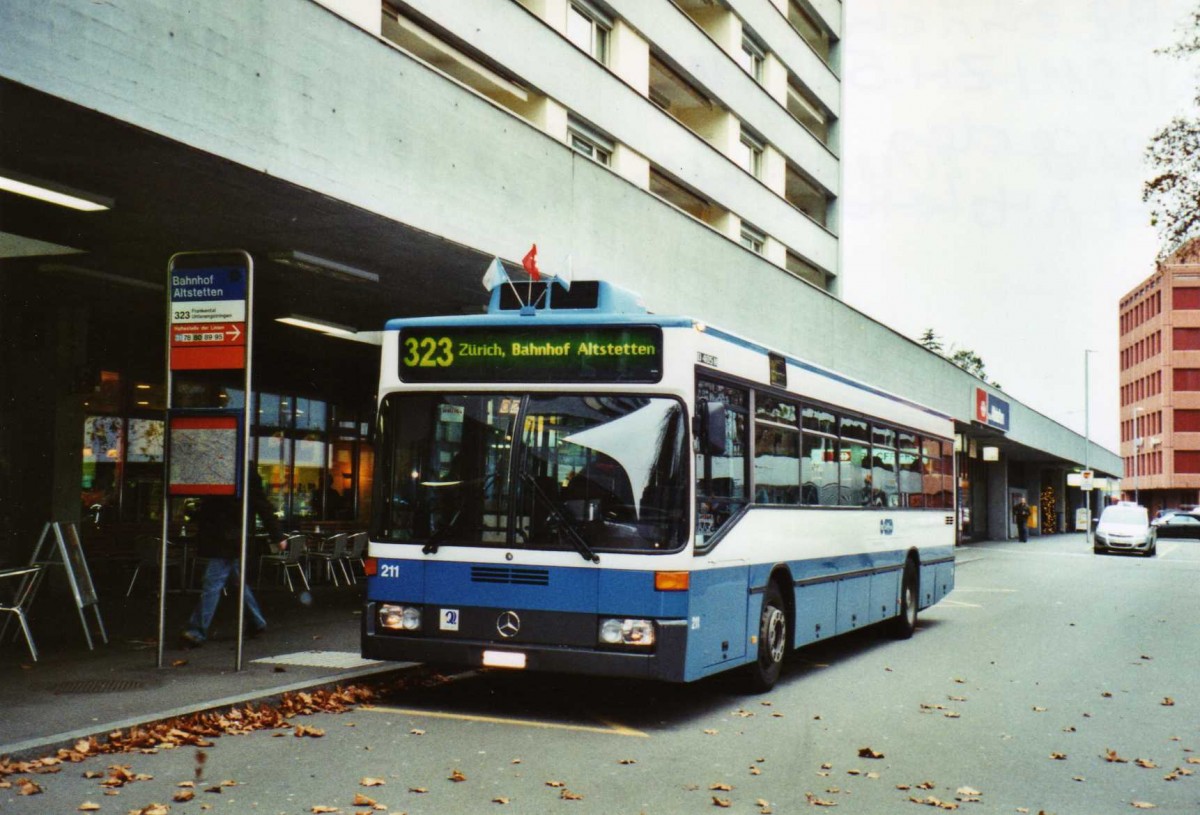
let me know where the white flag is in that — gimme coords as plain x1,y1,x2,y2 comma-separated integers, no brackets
481,257,510,291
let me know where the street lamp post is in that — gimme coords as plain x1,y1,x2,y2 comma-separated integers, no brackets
1084,350,1095,546
1134,406,1144,507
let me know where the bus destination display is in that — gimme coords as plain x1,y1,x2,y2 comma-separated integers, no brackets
399,325,663,383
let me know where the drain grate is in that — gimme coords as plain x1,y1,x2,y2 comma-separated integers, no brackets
53,678,148,694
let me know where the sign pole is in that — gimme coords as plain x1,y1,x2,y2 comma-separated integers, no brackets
235,257,254,672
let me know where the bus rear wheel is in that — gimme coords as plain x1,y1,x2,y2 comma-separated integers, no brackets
744,582,787,693
887,561,918,640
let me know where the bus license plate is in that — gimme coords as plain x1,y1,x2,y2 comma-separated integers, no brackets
482,650,526,669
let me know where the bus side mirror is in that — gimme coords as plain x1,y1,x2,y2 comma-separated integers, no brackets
694,400,727,456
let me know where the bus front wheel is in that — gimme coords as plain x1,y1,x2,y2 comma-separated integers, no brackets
745,582,787,693
887,561,918,640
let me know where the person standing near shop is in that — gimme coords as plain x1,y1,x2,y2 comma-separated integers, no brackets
1013,498,1031,542
180,467,286,647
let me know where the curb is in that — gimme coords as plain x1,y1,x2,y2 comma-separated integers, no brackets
0,662,419,763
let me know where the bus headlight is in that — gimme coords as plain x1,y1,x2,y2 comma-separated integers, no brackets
379,604,422,632
599,618,655,646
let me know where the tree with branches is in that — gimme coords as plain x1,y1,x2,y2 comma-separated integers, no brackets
1144,7,1200,254
919,329,1001,389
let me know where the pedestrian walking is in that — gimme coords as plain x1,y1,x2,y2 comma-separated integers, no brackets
180,467,286,647
1013,498,1031,542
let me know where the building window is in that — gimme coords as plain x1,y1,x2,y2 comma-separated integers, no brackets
787,0,832,63
786,251,828,290
737,131,764,178
738,35,765,83
787,76,831,145
567,1,611,64
650,168,712,222
568,117,613,166
786,164,829,226
740,224,765,254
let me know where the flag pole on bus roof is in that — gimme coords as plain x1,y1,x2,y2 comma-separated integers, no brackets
482,256,525,306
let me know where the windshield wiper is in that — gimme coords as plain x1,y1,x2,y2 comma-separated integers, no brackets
521,472,599,564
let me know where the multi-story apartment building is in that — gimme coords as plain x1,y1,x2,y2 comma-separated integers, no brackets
0,0,1118,569
1118,239,1200,511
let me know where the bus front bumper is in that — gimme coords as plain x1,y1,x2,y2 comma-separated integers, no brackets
362,613,689,683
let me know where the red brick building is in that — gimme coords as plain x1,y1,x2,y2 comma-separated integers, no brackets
1119,240,1200,511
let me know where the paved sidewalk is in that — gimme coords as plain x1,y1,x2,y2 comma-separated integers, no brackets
0,580,410,760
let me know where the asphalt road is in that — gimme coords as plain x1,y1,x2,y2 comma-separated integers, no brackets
4,533,1199,814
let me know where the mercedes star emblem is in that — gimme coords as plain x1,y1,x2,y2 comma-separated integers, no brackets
496,610,521,638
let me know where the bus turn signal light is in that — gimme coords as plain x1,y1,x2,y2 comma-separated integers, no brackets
654,571,689,591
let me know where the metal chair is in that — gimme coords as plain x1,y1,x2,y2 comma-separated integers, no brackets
306,532,349,586
344,532,368,584
125,534,185,597
0,566,42,661
257,533,311,593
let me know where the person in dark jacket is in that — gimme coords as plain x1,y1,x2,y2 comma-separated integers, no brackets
180,468,286,647
1013,498,1031,542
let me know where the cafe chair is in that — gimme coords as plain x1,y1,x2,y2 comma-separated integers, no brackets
257,533,311,593
344,532,369,584
0,565,42,661
307,532,350,587
125,534,185,597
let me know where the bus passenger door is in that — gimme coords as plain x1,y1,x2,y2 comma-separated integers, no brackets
689,558,749,671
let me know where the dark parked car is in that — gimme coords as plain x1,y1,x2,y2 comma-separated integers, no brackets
1151,511,1200,539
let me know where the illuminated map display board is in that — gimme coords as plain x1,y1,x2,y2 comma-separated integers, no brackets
399,325,663,383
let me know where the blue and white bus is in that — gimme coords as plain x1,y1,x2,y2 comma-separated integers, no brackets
363,280,955,690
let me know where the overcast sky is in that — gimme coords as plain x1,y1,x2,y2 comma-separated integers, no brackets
841,0,1198,453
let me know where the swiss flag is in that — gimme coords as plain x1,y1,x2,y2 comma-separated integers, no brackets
522,244,541,281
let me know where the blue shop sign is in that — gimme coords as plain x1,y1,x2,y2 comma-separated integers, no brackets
974,387,1010,432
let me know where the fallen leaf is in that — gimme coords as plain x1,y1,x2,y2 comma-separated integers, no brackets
18,778,44,795
1050,753,1068,760
858,747,884,759
410,729,426,736
806,792,837,806
948,696,967,702
710,783,733,791
1102,692,1113,698
749,766,762,776
174,788,195,802
703,729,719,736
545,781,566,788
1135,759,1158,769
493,796,509,804
311,807,339,814
408,787,428,794
294,724,325,738
1161,698,1175,706
171,659,188,668
79,804,101,812
1073,776,1085,782
560,789,583,800
353,793,376,806
1131,803,1156,809
1105,749,1129,763
713,797,732,808
619,759,637,765
449,769,467,782
360,778,386,787
944,712,961,719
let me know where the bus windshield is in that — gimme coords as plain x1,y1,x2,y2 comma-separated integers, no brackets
374,393,689,555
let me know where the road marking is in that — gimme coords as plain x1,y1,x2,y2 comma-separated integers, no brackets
362,705,649,738
1157,542,1179,557
939,600,982,608
953,588,1018,593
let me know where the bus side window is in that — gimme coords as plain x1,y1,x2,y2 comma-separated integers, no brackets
696,380,748,542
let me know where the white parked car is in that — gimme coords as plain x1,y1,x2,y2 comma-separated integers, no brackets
1094,503,1155,557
